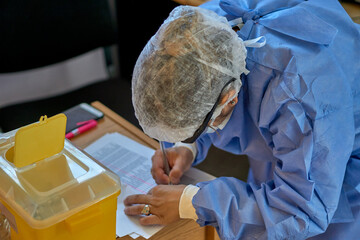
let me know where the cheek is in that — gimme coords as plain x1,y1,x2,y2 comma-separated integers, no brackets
221,105,235,116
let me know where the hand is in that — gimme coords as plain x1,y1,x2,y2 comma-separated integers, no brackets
124,185,186,225
151,146,193,185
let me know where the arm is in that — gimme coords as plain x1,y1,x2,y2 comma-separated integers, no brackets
192,72,355,239
193,133,213,165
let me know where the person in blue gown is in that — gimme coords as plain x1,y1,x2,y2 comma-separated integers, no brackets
124,0,360,239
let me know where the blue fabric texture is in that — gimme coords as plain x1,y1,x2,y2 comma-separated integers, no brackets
192,0,360,239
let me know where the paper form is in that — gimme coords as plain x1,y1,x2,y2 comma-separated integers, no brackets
129,233,141,239
84,132,215,239
87,138,156,194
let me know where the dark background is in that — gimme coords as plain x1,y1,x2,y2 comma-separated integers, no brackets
0,0,250,180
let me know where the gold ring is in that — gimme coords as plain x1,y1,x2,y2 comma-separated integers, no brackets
141,204,150,215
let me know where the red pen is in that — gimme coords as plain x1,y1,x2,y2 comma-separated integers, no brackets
65,119,97,139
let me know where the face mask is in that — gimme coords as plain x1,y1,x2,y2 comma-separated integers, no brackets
205,108,234,134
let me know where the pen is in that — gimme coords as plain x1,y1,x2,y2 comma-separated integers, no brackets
65,119,97,139
160,141,172,185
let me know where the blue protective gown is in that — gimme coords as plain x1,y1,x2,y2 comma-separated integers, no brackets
188,0,360,239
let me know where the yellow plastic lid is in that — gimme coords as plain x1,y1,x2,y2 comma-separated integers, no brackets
13,114,67,168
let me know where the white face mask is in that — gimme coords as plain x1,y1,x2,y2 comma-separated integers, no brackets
206,108,234,133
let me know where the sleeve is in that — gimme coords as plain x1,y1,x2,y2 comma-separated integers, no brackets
193,133,213,165
179,184,200,220
174,142,197,162
192,71,355,239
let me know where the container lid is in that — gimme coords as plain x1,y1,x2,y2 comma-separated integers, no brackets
0,122,121,229
13,114,67,168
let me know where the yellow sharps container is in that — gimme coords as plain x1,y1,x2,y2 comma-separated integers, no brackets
0,114,121,240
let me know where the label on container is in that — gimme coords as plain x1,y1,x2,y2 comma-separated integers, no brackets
0,202,18,233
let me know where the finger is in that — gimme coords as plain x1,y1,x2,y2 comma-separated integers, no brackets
151,167,170,184
169,164,183,184
124,194,151,206
139,215,162,225
124,204,146,216
151,150,163,166
151,151,158,163
151,151,170,184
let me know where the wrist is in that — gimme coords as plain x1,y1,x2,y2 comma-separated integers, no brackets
179,184,200,220
174,142,197,163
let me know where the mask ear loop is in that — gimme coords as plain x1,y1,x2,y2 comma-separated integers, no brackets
208,125,221,137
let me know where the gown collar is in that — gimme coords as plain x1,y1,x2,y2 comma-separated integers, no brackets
221,0,337,45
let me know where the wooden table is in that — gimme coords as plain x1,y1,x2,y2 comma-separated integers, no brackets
342,2,360,22
70,101,220,240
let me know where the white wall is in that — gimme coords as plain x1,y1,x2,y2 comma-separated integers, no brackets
0,48,109,108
